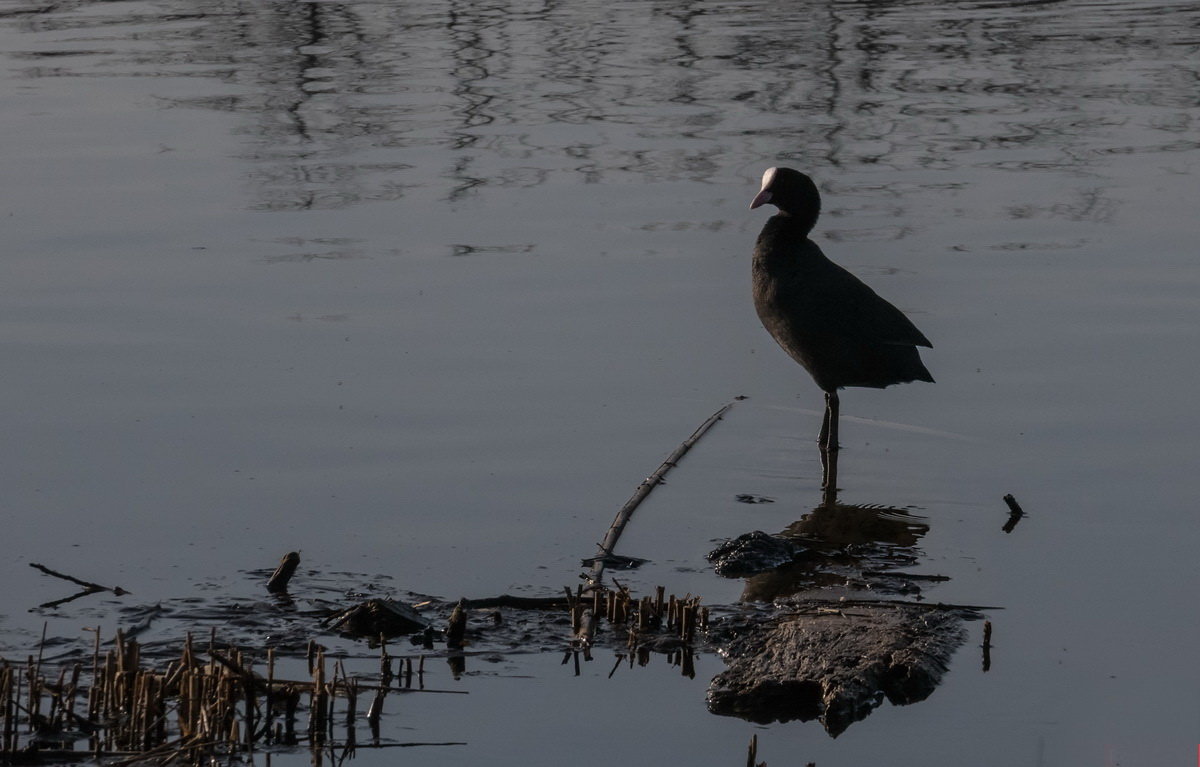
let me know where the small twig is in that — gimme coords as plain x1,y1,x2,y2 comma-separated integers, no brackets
606,654,623,679
36,591,103,610
29,563,128,595
28,561,127,597
1002,494,1026,533
586,399,739,589
982,620,993,673
30,563,129,608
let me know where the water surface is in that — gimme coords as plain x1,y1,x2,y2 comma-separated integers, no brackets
3,0,1200,763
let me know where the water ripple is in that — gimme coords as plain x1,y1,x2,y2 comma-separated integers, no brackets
5,0,1198,206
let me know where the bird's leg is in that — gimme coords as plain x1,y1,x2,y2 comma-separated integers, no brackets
828,391,840,450
820,440,839,505
818,399,831,449
820,391,840,452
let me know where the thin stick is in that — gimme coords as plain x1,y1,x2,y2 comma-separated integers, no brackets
982,620,993,673
586,399,737,589
28,563,128,595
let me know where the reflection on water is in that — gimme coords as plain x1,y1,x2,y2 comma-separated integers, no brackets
719,440,937,604
707,444,971,736
737,502,933,603
7,0,1199,211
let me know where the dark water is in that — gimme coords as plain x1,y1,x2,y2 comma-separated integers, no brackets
3,0,1200,763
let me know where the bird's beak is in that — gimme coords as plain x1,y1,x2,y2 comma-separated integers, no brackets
749,190,771,210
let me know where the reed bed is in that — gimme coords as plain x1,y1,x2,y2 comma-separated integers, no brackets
0,629,441,765
569,584,708,644
2,586,708,763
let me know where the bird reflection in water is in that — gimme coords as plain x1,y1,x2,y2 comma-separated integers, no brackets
738,500,931,604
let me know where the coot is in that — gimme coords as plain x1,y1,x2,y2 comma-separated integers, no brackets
750,167,933,450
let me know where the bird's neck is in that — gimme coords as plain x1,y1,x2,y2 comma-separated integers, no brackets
773,209,818,237
759,214,818,253
754,216,824,279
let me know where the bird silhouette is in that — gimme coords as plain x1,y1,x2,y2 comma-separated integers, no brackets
750,167,933,452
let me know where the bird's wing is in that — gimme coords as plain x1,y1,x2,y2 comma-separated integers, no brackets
775,249,933,348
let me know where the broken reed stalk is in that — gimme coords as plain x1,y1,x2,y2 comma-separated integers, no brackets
446,599,468,650
2,664,14,755
982,620,993,673
267,552,301,594
309,649,327,745
572,585,705,655
0,629,450,764
574,610,597,648
746,732,766,767
586,399,738,590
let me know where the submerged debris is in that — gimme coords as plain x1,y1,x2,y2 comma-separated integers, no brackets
324,598,430,639
734,494,775,505
579,553,648,570
707,531,808,577
1002,493,1026,533
707,600,976,736
267,551,301,594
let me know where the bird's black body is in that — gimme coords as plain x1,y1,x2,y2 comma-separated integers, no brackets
752,214,933,392
750,167,932,450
